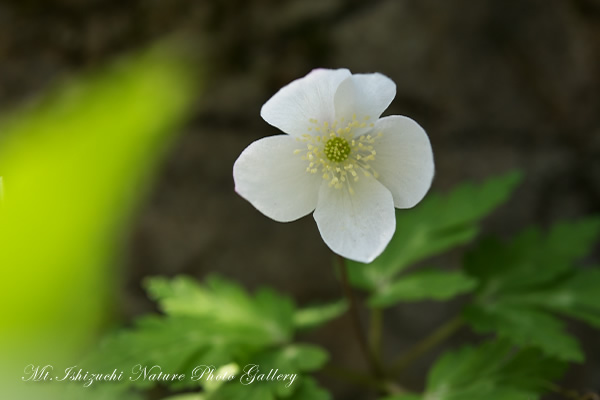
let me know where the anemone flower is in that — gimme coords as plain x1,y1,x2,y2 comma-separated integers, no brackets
234,69,434,263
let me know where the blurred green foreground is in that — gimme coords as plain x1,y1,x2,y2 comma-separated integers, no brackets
0,46,196,399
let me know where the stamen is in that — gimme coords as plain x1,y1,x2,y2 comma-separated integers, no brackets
294,116,381,195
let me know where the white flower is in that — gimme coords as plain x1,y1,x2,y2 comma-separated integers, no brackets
233,69,434,263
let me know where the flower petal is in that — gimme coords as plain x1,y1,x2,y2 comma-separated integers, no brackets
233,135,321,222
313,178,396,263
260,68,351,137
334,73,396,124
371,116,434,209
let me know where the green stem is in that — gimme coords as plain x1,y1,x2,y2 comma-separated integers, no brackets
369,307,383,367
336,254,385,378
391,315,464,376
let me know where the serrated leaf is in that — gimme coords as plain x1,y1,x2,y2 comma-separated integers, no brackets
464,217,600,360
419,340,564,400
427,340,513,389
464,305,583,362
85,276,331,399
517,268,600,329
293,299,348,330
369,269,477,307
83,315,240,391
499,348,566,391
466,218,600,294
146,276,294,344
348,171,521,291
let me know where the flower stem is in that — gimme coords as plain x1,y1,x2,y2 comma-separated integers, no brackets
336,254,385,378
390,315,464,376
369,307,383,366
323,364,404,394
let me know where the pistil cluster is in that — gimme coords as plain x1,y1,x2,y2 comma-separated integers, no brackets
294,115,382,194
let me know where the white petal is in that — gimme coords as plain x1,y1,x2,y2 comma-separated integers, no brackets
313,178,396,263
334,73,396,124
260,68,351,137
233,135,321,222
371,116,434,208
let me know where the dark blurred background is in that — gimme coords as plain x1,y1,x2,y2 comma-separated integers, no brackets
1,0,599,399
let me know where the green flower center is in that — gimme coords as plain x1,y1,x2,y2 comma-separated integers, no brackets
294,116,381,194
324,137,351,162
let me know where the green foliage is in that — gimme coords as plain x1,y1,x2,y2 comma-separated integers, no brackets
3,80,594,400
373,177,599,399
464,305,583,361
381,395,422,400
347,171,521,306
285,377,332,400
164,394,204,400
464,218,600,361
533,269,600,328
369,269,477,307
84,276,333,400
207,348,330,400
147,276,295,345
382,340,565,400
293,299,348,330
0,46,195,399
465,219,600,292
88,173,596,400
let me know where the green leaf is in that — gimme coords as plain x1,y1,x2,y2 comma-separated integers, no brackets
250,344,329,375
146,276,295,344
463,217,600,361
427,340,513,389
248,344,329,398
380,395,422,400
85,277,296,389
286,377,332,400
466,217,600,294
163,394,205,400
84,316,238,390
464,305,583,362
210,383,275,400
499,348,567,391
348,171,522,291
85,276,331,399
369,269,477,307
201,364,240,393
0,47,195,400
516,268,600,329
207,346,330,400
416,340,564,400
209,377,332,400
293,299,348,330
